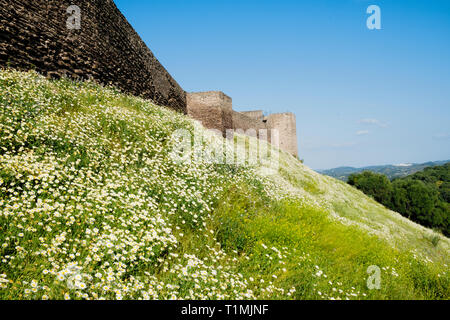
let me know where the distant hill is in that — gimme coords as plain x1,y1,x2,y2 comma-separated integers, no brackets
320,160,450,181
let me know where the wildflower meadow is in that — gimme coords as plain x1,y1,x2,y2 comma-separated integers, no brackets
0,69,448,300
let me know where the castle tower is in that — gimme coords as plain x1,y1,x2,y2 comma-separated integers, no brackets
186,92,233,137
186,91,299,158
265,113,299,157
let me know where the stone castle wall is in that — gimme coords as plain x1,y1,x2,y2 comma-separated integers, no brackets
265,113,298,157
1,1,298,156
186,92,233,136
0,0,186,113
239,110,264,121
187,91,299,157
232,111,267,138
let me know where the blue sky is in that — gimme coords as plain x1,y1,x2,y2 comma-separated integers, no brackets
114,0,450,170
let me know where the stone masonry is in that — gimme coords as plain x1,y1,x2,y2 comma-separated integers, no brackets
265,112,298,157
187,91,299,157
0,0,186,113
186,92,233,137
1,0,298,157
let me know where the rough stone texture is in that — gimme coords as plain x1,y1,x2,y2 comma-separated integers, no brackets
233,111,298,157
232,111,268,139
239,110,264,121
187,90,299,156
186,92,233,136
0,0,297,156
266,113,298,157
0,0,186,113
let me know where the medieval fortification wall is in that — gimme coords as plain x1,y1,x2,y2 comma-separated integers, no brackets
0,0,186,113
186,91,299,157
0,0,298,157
186,92,233,137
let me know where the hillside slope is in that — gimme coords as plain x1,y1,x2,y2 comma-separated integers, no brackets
0,70,448,300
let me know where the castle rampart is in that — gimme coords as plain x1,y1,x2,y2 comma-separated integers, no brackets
1,1,298,158
265,113,298,157
187,91,299,157
232,111,268,139
239,110,264,121
0,0,186,113
186,92,233,137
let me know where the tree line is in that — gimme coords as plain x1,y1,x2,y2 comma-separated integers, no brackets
348,163,450,237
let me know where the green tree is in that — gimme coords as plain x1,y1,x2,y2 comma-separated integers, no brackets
348,171,393,205
348,168,450,237
439,181,450,203
391,180,437,225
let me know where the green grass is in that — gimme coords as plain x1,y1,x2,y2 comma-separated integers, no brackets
0,69,448,300
211,184,449,299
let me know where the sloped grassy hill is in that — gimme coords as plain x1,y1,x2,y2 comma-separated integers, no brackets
0,70,448,300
